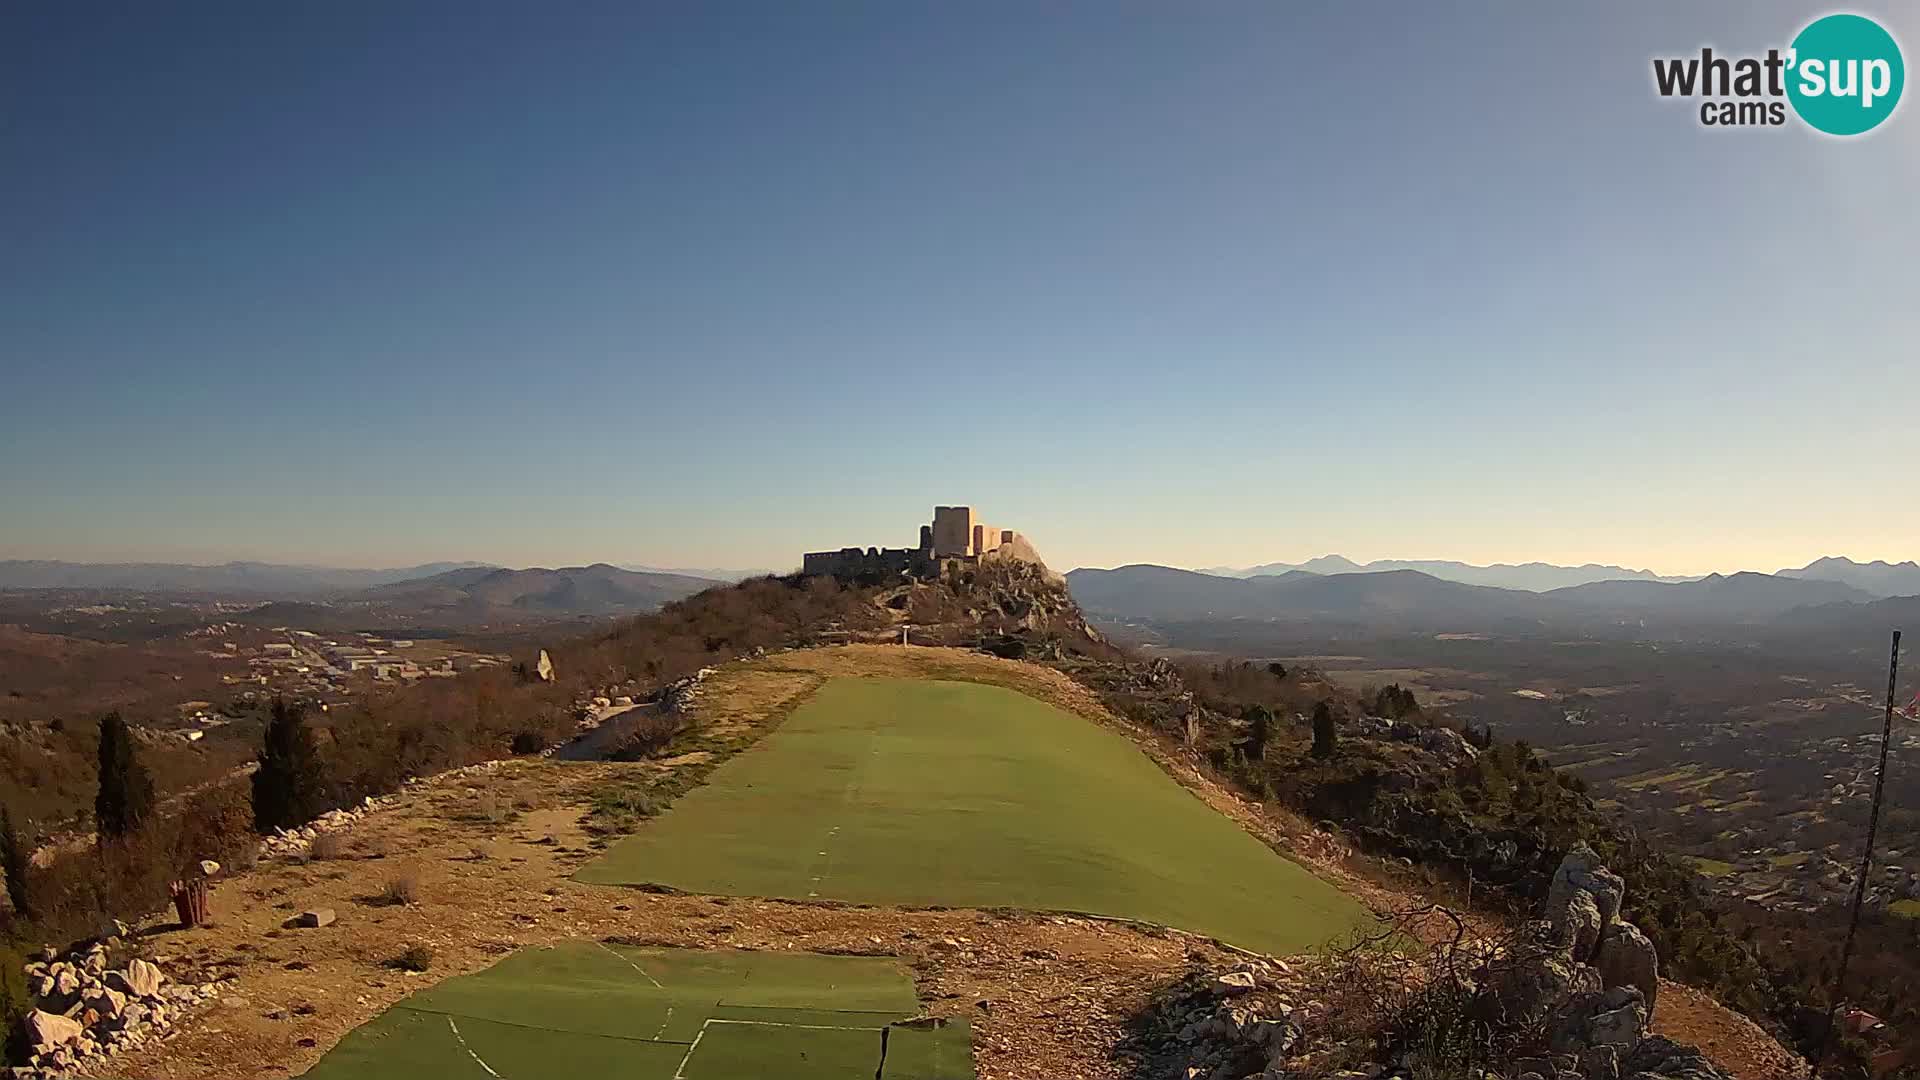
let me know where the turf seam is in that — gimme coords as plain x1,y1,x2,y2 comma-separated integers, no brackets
390,1004,696,1046
711,1004,920,1018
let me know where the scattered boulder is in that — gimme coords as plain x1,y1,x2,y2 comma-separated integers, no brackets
1416,725,1480,763
27,1009,85,1052
80,986,128,1021
1211,971,1258,997
294,908,337,929
107,958,165,999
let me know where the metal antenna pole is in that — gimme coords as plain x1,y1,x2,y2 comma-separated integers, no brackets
1813,630,1902,1077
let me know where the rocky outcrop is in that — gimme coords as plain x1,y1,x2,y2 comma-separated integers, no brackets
1551,887,1603,961
1544,843,1656,1010
1594,921,1659,1012
1548,844,1625,946
1486,847,1714,1080
1108,845,1727,1080
1414,725,1480,765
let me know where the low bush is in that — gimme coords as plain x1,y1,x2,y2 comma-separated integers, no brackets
308,833,347,861
457,789,515,827
386,944,433,972
586,781,657,837
378,868,421,906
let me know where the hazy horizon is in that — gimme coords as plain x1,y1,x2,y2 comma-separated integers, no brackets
5,3,1916,578
0,542,1912,582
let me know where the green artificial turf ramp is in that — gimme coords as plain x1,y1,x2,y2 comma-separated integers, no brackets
681,1022,882,1077
579,677,1368,954
297,942,970,1079
883,1021,976,1079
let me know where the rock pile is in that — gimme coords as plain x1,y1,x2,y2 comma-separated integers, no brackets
258,793,390,857
658,666,716,715
17,944,222,1077
1123,960,1307,1080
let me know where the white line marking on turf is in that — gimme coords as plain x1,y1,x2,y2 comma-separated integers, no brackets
597,941,665,989
672,1026,707,1079
446,1016,503,1078
671,1015,890,1076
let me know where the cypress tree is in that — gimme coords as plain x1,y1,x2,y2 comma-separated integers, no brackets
1311,701,1338,760
253,698,328,832
1240,705,1273,761
95,711,156,840
0,806,30,918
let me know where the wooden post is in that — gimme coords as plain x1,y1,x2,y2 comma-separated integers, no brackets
169,877,211,928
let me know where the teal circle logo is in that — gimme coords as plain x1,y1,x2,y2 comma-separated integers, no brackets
1787,14,1904,135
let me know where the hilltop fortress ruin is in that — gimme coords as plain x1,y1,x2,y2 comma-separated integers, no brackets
802,505,1050,580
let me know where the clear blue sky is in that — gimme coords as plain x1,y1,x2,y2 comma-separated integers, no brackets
3,2,1915,575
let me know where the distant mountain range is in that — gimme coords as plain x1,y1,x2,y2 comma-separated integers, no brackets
619,564,775,582
0,560,725,621
1197,556,1694,591
1776,556,1920,598
1067,564,1884,631
1195,554,1919,597
356,564,720,617
0,559,491,595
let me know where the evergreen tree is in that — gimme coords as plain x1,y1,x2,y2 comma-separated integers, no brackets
1311,701,1338,759
0,806,30,919
1240,705,1273,761
94,711,156,840
1369,683,1419,720
253,698,329,832
1,944,29,1068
